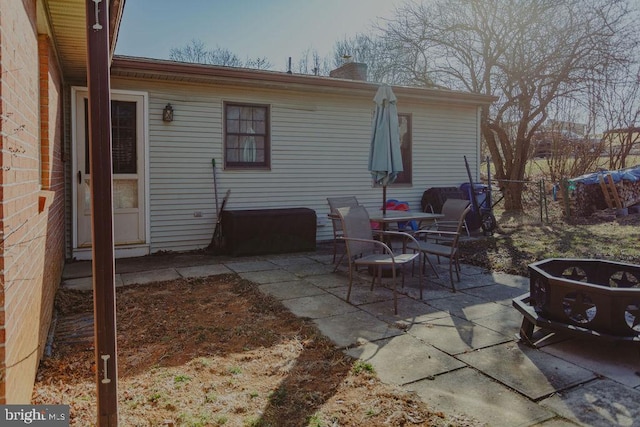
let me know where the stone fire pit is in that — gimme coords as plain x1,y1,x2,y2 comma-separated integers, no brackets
513,258,640,346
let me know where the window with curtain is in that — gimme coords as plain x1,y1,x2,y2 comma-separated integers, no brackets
224,102,270,169
395,113,412,184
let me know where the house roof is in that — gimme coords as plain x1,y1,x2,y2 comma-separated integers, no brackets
38,0,125,82
111,56,496,106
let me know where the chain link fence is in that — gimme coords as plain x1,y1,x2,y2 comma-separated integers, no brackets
482,178,563,227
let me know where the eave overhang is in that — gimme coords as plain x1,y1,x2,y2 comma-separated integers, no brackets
38,0,125,83
111,55,496,107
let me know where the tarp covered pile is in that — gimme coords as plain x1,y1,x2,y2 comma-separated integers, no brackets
565,165,640,217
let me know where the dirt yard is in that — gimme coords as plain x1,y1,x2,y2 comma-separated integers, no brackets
32,274,477,426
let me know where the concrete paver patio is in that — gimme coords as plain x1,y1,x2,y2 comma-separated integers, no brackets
61,246,640,426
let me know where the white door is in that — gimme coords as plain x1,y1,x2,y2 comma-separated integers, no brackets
74,90,147,258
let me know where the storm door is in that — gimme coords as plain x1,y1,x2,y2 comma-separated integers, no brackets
73,90,147,258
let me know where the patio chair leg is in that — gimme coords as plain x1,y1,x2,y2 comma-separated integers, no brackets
333,251,346,273
411,252,424,278
449,260,456,292
346,268,354,303
394,288,398,314
392,268,398,315
418,260,423,300
371,267,379,291
332,240,337,264
422,254,439,278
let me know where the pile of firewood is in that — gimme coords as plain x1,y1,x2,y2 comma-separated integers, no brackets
569,179,640,217
618,180,640,208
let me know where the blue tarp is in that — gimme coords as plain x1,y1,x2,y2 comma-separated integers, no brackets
569,165,640,186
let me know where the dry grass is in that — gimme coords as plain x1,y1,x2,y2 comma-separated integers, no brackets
33,275,470,427
460,201,640,276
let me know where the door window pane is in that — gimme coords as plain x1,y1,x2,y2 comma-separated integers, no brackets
114,180,138,209
84,99,137,174
112,101,137,174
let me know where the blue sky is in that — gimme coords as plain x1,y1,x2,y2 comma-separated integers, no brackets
115,0,404,71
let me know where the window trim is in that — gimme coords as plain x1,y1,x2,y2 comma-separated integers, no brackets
223,101,271,170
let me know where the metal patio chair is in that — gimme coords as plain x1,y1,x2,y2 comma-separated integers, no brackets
408,203,472,292
327,196,361,267
424,198,471,237
336,205,422,314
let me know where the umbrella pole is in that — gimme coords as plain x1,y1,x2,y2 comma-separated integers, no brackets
382,185,387,215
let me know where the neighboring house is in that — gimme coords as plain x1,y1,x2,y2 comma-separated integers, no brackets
1,0,492,402
531,121,600,159
532,130,587,158
545,120,588,137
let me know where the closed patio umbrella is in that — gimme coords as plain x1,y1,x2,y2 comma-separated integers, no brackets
369,84,402,214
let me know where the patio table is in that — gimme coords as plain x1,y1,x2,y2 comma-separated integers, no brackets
368,210,444,228
369,212,445,256
327,210,444,271
328,210,444,231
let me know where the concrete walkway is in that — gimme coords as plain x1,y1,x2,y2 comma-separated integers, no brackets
62,246,640,427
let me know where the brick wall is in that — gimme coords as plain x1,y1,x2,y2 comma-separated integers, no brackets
0,1,66,403
36,32,66,391
329,62,368,81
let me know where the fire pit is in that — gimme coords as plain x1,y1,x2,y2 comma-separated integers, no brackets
513,258,640,346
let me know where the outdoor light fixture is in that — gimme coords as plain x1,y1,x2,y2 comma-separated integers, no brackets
162,103,174,122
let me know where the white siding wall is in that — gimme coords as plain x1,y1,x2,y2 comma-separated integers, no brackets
112,78,481,254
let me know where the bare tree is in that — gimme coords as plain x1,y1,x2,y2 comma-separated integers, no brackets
294,48,331,76
525,96,605,184
593,63,640,170
169,39,210,63
603,127,640,170
246,57,273,71
381,0,638,211
169,39,272,70
332,33,419,85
